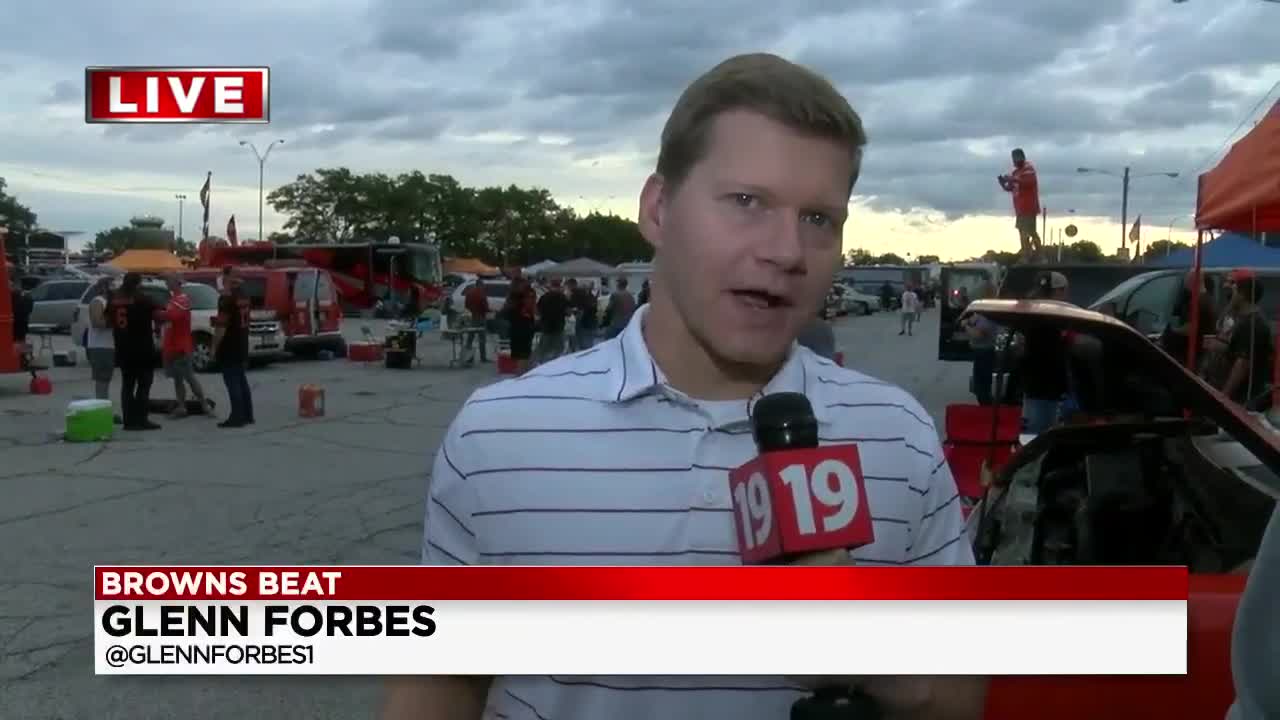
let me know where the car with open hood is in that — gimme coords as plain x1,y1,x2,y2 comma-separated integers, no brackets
954,298,1276,720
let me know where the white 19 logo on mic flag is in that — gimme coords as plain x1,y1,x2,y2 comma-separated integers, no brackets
733,472,773,550
728,446,875,563
781,460,860,535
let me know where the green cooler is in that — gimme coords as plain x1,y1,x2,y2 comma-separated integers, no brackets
66,399,115,442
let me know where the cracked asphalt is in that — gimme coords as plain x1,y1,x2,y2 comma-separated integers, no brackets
0,310,967,720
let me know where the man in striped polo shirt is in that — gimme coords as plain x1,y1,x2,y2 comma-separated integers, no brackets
387,53,986,720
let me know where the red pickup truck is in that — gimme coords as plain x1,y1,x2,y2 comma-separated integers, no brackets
960,299,1275,719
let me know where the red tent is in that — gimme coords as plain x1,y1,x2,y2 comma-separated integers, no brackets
1196,99,1280,233
1189,99,1280,384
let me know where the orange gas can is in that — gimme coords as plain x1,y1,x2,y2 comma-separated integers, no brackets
298,384,325,418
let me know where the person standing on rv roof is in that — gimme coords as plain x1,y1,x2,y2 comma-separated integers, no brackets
998,148,1042,261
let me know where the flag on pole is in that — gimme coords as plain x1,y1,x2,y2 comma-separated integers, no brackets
199,172,211,240
227,215,238,247
1129,215,1142,261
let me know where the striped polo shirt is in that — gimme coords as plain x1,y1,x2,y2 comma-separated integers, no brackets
423,304,973,720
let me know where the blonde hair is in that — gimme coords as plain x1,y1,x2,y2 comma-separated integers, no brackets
656,53,868,193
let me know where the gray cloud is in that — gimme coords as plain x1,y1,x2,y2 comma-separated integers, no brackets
43,80,78,105
0,0,1275,239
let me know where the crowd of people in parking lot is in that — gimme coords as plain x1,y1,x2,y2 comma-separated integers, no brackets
451,272,649,374
73,265,256,430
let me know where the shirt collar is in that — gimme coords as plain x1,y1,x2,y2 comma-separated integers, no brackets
611,304,833,426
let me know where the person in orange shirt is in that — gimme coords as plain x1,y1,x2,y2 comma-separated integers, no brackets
159,274,212,417
998,148,1042,260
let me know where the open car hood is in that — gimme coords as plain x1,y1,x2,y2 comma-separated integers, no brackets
964,298,1280,500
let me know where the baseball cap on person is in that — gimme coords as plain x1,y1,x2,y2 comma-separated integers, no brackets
1230,268,1256,283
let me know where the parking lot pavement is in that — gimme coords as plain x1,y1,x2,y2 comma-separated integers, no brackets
0,310,970,719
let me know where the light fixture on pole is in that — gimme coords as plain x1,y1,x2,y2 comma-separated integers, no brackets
238,138,285,255
174,194,186,244
1077,167,1178,254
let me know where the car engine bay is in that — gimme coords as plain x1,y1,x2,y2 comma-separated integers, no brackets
974,418,1275,572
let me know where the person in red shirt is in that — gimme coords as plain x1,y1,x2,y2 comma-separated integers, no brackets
159,274,212,417
461,278,490,364
998,148,1042,260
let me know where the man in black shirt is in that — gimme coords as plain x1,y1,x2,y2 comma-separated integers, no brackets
1018,271,1071,433
109,272,161,430
1161,271,1217,370
534,278,570,364
1221,270,1273,411
213,273,254,428
568,278,598,350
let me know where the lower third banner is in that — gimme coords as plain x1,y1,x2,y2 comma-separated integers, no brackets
93,565,1188,675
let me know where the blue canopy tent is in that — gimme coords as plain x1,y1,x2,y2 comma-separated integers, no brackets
1146,231,1280,268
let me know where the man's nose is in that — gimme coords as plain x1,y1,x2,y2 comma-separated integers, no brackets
756,214,806,272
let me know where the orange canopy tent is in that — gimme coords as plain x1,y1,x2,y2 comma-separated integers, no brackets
107,249,186,273
1187,99,1280,376
1196,99,1280,233
443,257,499,275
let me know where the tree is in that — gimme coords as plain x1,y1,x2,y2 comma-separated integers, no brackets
1065,240,1105,263
266,167,653,267
267,167,369,244
1141,239,1189,261
914,254,940,265
93,226,136,256
845,248,875,265
873,252,907,265
0,177,38,237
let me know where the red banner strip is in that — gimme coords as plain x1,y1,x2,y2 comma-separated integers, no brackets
94,566,1189,602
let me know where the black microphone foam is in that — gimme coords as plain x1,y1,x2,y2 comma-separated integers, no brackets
751,391,819,453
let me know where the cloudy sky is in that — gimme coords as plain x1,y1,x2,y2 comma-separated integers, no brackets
1,0,1277,260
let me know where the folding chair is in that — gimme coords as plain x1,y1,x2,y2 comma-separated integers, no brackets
941,404,1022,514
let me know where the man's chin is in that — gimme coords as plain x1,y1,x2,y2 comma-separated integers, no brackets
708,337,793,370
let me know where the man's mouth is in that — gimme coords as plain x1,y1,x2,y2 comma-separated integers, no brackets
730,289,791,309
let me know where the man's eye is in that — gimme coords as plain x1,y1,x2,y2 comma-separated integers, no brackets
802,212,832,228
730,193,759,208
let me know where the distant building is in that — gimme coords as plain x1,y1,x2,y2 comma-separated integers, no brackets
3,229,86,269
128,215,176,250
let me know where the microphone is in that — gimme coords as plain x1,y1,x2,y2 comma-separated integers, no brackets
729,392,875,564
728,392,881,720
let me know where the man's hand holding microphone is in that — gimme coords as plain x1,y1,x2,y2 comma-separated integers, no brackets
730,392,984,719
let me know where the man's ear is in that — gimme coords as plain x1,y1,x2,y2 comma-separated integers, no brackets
638,173,666,252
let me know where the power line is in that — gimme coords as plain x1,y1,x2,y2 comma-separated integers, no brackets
1189,77,1280,176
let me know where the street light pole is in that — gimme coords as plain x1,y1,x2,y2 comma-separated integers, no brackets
175,194,186,244
1077,166,1178,257
238,138,285,255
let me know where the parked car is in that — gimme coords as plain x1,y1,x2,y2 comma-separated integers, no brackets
184,267,346,359
449,277,514,317
837,283,878,315
1089,267,1280,340
960,298,1274,720
72,279,284,372
27,279,91,332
